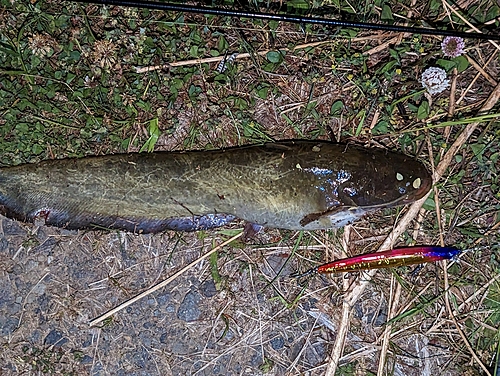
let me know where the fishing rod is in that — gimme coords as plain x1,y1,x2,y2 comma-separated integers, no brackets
71,0,500,41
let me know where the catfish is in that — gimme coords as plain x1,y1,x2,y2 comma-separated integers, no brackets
0,141,431,233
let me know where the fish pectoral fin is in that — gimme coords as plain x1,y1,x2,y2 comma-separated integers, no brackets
299,205,347,227
337,183,358,207
243,222,263,241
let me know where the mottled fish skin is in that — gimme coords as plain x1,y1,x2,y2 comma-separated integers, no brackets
0,141,432,233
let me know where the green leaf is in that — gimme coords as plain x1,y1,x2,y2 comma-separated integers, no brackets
189,45,199,57
257,86,269,99
381,4,394,21
407,103,418,112
269,20,279,30
140,118,160,152
417,101,430,120
188,84,201,98
217,35,228,51
69,50,81,61
66,73,76,84
31,144,44,155
486,5,500,22
371,120,389,135
266,51,282,63
355,109,366,136
0,41,18,56
287,0,309,9
470,143,486,162
330,100,343,115
217,229,242,236
457,227,484,238
429,0,441,11
389,48,400,61
436,59,456,71
209,251,222,290
453,56,469,72
422,195,436,210
378,60,398,74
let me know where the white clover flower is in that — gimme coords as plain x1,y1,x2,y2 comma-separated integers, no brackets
91,40,118,69
28,33,53,57
421,67,450,95
441,36,465,58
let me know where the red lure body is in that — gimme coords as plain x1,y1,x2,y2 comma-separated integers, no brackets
317,247,461,274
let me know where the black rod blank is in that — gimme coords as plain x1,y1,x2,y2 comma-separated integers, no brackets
71,0,500,41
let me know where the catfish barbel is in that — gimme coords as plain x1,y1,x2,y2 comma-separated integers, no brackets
0,141,432,233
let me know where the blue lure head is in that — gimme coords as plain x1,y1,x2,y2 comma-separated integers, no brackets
422,246,462,261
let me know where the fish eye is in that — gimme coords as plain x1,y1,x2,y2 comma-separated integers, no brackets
413,178,422,189
399,186,407,195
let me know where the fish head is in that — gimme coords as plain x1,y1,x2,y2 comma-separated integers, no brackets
338,154,432,209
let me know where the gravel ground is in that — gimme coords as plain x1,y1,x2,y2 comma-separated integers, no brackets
0,217,336,375
0,214,466,375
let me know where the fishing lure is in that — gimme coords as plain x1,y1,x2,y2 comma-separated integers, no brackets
298,246,461,277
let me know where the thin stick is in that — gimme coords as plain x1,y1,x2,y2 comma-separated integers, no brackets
473,219,500,246
363,37,399,56
136,40,336,72
457,52,498,105
465,56,497,86
447,67,458,119
328,81,500,373
426,272,500,334
378,276,402,375
427,135,445,246
17,272,50,329
325,297,351,376
325,226,351,375
135,36,391,73
433,127,490,374
89,232,243,326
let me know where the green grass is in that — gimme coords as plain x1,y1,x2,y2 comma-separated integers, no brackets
19,345,84,375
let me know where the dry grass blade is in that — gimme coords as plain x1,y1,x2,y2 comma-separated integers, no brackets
326,81,500,373
377,276,402,376
465,56,497,86
325,226,351,374
457,52,499,105
89,232,243,326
